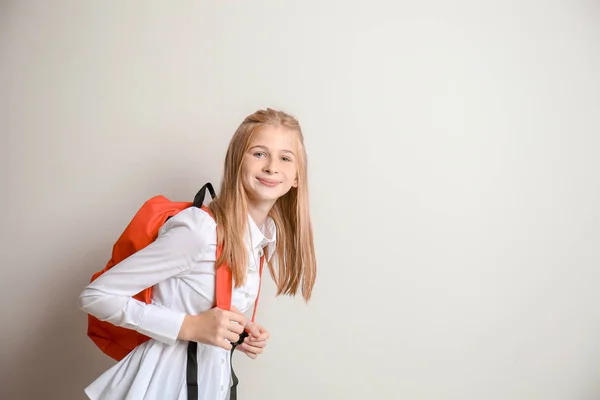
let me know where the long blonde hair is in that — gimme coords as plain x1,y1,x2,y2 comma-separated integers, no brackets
208,108,316,301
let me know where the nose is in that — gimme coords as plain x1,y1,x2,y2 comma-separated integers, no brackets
262,158,278,174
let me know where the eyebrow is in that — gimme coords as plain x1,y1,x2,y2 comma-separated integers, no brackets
249,145,296,156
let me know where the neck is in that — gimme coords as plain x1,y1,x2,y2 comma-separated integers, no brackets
247,200,274,227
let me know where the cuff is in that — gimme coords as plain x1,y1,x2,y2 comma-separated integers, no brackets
137,304,187,345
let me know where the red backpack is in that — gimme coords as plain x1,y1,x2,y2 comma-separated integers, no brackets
86,183,265,361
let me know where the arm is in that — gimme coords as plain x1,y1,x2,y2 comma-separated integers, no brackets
78,207,213,345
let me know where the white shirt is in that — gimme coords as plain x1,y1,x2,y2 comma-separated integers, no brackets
78,206,276,400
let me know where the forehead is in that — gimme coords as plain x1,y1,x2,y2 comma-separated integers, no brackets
249,125,298,151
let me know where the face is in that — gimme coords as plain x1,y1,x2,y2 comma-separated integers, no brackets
241,124,299,211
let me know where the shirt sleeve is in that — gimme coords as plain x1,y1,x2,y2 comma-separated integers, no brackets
78,207,216,345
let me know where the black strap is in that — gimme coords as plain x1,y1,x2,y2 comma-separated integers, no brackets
193,183,216,208
229,348,240,400
186,342,198,400
229,331,248,400
186,337,246,400
186,184,214,400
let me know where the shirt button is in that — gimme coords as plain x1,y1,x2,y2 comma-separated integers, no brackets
221,358,224,364
221,385,224,391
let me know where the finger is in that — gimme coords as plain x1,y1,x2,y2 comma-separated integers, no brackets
234,345,255,358
241,342,264,355
226,310,248,326
246,324,261,338
239,348,257,359
227,322,245,335
251,330,270,341
218,339,233,352
242,339,266,350
257,332,270,341
224,331,240,344
244,338,267,348
230,306,244,315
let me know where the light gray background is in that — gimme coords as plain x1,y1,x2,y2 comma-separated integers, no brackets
2,1,599,399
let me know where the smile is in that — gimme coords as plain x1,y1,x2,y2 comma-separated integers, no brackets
256,177,280,187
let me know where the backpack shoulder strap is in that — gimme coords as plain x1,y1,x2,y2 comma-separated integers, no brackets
197,202,264,323
250,254,265,323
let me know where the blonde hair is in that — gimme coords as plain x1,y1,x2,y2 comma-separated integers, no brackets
208,108,317,301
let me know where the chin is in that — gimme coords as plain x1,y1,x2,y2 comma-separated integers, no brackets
257,193,282,202
247,189,277,202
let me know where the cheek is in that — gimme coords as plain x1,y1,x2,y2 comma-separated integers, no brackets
241,158,258,173
286,165,298,179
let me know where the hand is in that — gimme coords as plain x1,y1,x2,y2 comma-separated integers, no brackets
178,306,248,351
236,322,270,359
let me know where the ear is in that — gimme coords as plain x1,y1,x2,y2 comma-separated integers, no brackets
292,177,298,188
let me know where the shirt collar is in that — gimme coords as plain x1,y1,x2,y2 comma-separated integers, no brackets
246,214,277,261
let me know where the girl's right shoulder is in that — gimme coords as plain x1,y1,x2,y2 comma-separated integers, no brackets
158,206,217,243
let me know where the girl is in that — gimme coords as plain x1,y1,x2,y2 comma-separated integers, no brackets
78,108,317,400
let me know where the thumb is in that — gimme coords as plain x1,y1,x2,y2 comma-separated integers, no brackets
230,306,249,326
246,322,261,338
230,306,244,315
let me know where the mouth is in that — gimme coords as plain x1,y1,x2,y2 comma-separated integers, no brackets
256,177,280,187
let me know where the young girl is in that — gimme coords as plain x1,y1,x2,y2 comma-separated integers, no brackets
78,108,317,400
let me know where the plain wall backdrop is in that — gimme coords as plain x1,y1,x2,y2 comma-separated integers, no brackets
2,1,600,399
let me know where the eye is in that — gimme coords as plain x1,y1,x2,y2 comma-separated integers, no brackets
253,152,266,158
281,156,293,162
